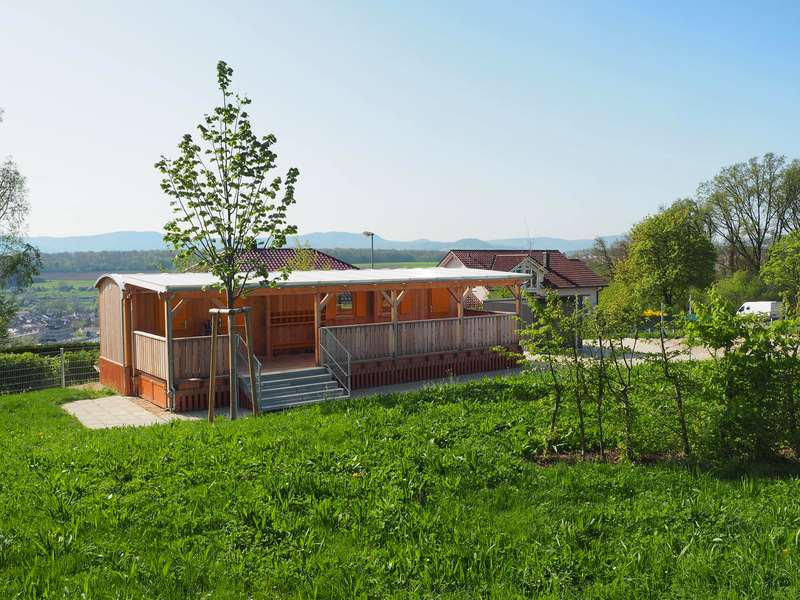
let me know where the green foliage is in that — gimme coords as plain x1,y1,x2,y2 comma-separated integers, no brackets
156,61,298,307
0,341,99,355
485,285,514,299
41,250,174,273
0,352,59,393
1,108,43,346
586,235,629,282
686,288,800,457
705,270,777,310
322,248,447,265
762,230,800,303
698,153,800,275
0,348,100,394
284,239,330,272
618,199,716,311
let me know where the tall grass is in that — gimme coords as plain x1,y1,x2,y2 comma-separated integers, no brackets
1,381,799,598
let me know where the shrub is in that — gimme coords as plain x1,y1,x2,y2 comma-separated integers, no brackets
0,352,60,394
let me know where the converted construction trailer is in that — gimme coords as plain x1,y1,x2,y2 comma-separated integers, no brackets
96,268,524,412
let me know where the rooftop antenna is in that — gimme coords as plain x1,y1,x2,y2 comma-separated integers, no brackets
524,220,537,253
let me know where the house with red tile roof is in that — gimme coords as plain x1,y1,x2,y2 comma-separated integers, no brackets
438,249,608,306
239,247,357,271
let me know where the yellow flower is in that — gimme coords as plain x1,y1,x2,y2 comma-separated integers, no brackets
353,473,358,477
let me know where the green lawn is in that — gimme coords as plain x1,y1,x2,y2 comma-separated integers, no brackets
25,279,98,298
1,380,799,598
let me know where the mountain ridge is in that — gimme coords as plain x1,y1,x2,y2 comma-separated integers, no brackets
26,231,624,254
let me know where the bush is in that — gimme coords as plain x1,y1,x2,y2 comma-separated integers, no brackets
0,353,60,394
0,348,100,394
64,349,100,386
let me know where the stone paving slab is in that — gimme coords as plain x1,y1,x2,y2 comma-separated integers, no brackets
62,396,247,429
62,396,170,429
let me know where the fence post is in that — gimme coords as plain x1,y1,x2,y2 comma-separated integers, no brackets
60,348,66,388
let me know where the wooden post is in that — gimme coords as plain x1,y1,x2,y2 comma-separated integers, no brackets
314,292,321,365
208,314,218,423
162,293,175,411
265,296,272,358
130,290,137,385
228,312,238,421
391,290,398,358
457,287,464,350
244,308,259,416
314,293,333,367
121,291,131,395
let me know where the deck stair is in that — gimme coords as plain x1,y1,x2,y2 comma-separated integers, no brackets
242,367,347,412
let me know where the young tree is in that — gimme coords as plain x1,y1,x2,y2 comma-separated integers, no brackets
156,62,298,420
285,239,330,272
618,199,716,311
155,62,298,310
1,108,42,346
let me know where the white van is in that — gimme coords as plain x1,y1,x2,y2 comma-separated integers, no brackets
736,301,783,320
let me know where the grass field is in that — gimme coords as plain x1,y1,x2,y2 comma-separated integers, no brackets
31,279,97,294
1,380,799,598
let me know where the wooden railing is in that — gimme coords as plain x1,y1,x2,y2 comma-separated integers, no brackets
323,322,393,362
462,314,519,348
173,335,229,380
397,318,459,356
134,332,229,382
133,332,168,380
324,314,518,362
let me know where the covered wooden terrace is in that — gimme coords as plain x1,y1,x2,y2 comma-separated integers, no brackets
96,268,525,411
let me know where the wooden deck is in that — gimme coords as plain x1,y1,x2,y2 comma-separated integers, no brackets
259,354,317,374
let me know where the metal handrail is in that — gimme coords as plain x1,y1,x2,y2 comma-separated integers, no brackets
236,335,262,411
319,328,351,398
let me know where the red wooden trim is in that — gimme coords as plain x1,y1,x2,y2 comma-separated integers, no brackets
99,356,132,395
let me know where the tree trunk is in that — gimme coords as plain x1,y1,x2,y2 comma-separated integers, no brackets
596,333,606,461
227,287,238,421
660,327,690,455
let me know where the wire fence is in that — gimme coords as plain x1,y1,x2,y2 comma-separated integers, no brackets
0,348,100,395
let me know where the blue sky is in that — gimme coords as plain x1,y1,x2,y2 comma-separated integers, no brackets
2,0,798,242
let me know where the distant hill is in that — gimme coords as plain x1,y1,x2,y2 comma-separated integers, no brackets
27,231,169,253
27,230,624,253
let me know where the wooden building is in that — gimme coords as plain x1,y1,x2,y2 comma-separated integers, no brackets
95,268,524,412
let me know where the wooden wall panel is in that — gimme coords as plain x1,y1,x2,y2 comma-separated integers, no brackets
98,279,123,363
99,356,129,395
134,292,160,335
249,295,268,356
268,293,316,355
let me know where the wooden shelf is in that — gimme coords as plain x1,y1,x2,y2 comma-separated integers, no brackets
270,312,314,326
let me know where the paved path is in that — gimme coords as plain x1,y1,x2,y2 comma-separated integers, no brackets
63,366,530,429
62,396,171,429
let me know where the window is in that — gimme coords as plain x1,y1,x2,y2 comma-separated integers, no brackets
336,292,353,317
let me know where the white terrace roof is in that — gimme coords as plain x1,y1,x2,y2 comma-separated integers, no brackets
96,268,524,293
